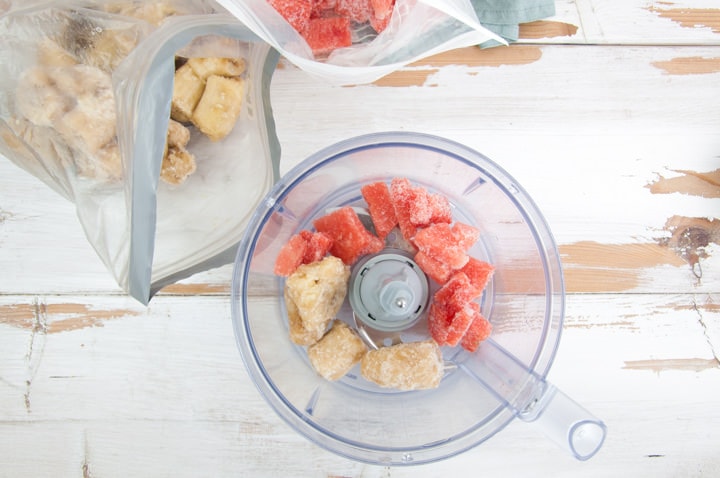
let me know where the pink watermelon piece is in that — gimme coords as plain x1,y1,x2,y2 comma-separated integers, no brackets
407,186,432,227
269,0,312,34
459,257,494,297
427,192,452,224
300,230,334,264
452,221,480,250
390,178,420,241
433,272,475,312
311,0,337,15
414,250,452,284
461,312,492,352
414,222,469,270
274,233,308,276
362,234,385,256
445,302,477,347
361,181,397,240
371,0,394,18
313,206,377,265
334,0,373,23
427,302,451,345
302,15,352,55
370,0,395,32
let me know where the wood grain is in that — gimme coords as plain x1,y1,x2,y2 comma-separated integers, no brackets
1,2,720,476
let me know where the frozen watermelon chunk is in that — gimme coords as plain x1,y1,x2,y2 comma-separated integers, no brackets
414,223,469,270
363,234,385,256
312,0,337,14
303,16,352,55
459,257,494,297
274,233,308,276
427,302,451,345
370,0,395,32
433,271,475,311
414,250,452,284
269,0,312,33
300,230,334,264
408,187,432,227
445,303,477,347
452,221,480,250
371,0,395,19
461,312,492,352
390,178,420,241
313,206,378,265
334,0,373,23
427,191,452,225
361,181,397,240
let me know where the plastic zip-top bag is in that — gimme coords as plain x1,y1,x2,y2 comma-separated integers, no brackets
214,0,505,85
0,1,281,304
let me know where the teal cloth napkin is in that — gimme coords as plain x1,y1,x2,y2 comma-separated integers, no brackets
471,0,556,47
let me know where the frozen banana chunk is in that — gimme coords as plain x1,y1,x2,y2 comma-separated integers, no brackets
186,57,246,80
84,28,139,72
160,119,196,185
166,118,191,149
308,321,368,381
15,67,72,127
103,2,180,26
37,39,78,67
191,75,244,141
160,147,196,185
285,288,327,346
360,340,444,391
171,63,204,123
285,256,350,334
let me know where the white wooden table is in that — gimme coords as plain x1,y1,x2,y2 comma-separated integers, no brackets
2,1,719,476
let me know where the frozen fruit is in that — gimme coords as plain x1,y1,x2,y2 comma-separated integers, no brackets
361,181,397,240
414,222,469,270
390,177,420,241
274,233,308,276
370,0,395,32
459,257,494,297
433,272,475,311
452,221,480,250
360,340,444,390
414,250,452,284
300,230,334,264
308,320,367,380
427,302,451,345
285,255,350,332
302,16,352,56
269,0,312,33
461,312,492,352
445,302,477,347
334,0,373,23
427,191,452,224
407,186,432,227
313,206,379,265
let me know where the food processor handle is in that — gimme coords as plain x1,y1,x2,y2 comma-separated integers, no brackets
519,382,606,461
459,338,606,461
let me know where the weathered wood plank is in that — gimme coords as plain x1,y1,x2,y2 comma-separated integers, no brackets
0,293,717,475
2,44,719,296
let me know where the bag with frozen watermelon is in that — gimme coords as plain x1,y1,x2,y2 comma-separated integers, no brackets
214,0,505,85
0,1,281,303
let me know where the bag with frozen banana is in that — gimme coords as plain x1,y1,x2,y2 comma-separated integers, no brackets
0,1,281,303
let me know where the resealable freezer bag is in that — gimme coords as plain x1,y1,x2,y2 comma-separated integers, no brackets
215,0,505,85
0,2,281,303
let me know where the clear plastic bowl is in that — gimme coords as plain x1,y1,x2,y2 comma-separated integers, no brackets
231,132,568,465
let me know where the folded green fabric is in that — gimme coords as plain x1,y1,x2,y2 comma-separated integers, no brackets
471,0,556,47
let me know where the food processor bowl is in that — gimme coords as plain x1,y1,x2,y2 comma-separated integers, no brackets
231,132,605,465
